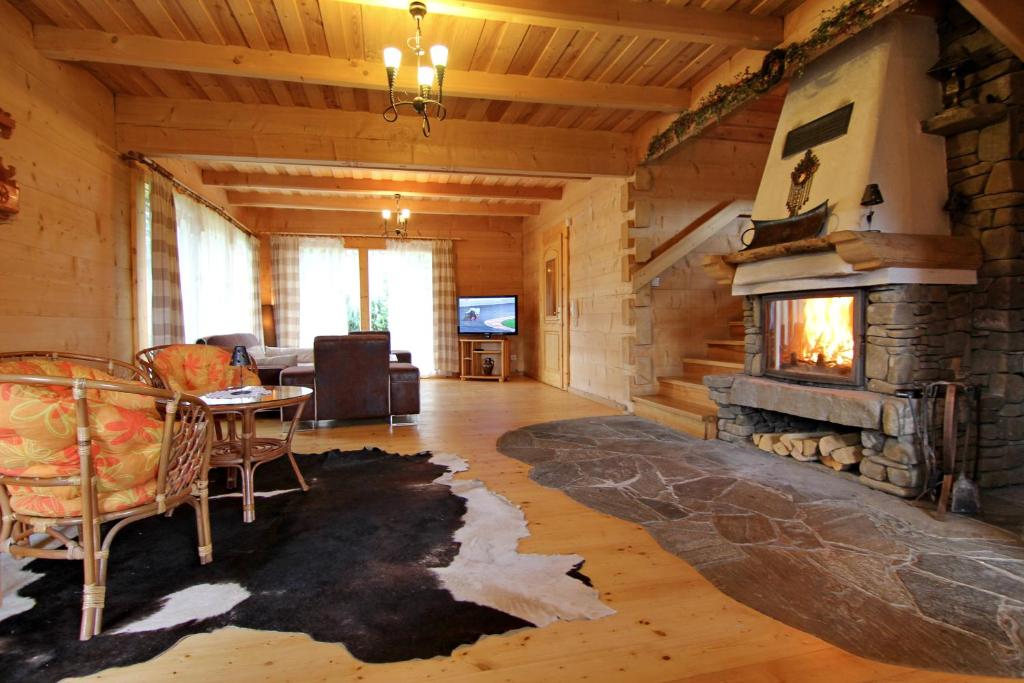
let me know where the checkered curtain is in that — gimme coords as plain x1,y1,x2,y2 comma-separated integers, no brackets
249,234,264,344
432,240,459,376
270,235,301,347
149,173,186,345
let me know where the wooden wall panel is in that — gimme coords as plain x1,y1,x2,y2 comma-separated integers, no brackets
523,178,634,407
0,1,132,359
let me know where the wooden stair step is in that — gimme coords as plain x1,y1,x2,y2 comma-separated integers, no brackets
682,358,743,378
657,376,716,410
728,321,746,340
633,393,718,440
705,339,745,362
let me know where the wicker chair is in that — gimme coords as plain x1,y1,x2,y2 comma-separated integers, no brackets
0,351,147,382
135,344,260,393
0,363,213,641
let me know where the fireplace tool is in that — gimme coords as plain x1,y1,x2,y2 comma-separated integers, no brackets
920,377,980,518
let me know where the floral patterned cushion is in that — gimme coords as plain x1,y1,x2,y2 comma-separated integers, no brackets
152,344,260,394
0,359,164,517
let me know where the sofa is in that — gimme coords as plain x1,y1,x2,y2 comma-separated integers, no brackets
280,334,420,423
196,332,312,385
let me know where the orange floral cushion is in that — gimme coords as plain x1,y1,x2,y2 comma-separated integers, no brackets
0,359,163,517
152,344,259,394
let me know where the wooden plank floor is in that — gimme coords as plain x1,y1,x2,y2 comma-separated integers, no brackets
82,378,1007,682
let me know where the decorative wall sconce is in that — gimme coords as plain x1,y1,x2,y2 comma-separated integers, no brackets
927,49,977,109
860,183,884,231
0,108,18,217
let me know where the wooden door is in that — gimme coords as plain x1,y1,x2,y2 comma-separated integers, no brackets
539,225,569,389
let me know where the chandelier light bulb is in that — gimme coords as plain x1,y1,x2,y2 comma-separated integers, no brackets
383,47,402,70
400,208,411,220
382,209,392,220
417,65,435,87
430,44,448,68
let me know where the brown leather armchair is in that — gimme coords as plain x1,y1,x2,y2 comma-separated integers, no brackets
279,334,420,423
349,330,413,364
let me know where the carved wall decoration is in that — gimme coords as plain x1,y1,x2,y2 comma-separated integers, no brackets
0,108,18,217
786,149,819,217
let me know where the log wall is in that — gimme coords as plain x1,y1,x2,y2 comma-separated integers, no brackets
0,1,132,358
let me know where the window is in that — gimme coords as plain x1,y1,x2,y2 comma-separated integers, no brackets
175,193,261,343
297,239,360,347
369,242,435,376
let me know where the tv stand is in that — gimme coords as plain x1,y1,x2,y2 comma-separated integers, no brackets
459,337,510,382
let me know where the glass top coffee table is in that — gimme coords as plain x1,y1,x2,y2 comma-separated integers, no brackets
202,385,312,523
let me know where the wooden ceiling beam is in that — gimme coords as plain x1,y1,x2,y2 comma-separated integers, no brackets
35,26,690,112
241,208,524,235
202,170,564,200
959,0,1024,61
115,96,633,177
225,191,542,215
347,0,783,49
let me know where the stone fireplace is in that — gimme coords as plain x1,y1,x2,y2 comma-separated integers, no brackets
701,8,1024,497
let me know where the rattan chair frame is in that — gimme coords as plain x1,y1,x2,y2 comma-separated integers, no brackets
0,351,147,383
135,344,259,390
0,373,214,641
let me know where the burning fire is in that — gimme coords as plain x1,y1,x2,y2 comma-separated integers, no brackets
797,296,854,368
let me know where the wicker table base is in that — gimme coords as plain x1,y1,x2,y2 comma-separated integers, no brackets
204,386,312,523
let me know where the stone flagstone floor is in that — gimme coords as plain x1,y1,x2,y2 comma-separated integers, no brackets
497,416,1024,679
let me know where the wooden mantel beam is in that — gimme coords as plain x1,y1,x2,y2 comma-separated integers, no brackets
114,96,634,177
958,0,1024,61
202,171,564,201
347,0,783,49
226,191,541,216
34,26,689,112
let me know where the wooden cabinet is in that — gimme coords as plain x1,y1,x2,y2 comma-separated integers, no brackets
460,338,510,382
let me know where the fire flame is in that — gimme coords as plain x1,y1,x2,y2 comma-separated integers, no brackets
797,296,854,368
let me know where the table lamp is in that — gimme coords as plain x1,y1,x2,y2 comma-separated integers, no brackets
230,345,252,388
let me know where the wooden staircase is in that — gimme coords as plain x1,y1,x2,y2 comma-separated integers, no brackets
633,320,744,439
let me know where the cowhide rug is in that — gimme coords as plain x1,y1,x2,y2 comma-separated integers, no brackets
0,448,613,683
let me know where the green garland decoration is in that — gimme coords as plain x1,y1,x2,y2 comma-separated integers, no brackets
645,0,885,161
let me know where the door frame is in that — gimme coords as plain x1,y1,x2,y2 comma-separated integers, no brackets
539,222,570,390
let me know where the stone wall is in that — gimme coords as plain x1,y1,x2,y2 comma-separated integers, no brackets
937,6,1024,486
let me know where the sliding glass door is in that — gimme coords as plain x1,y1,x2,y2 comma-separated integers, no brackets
368,242,435,375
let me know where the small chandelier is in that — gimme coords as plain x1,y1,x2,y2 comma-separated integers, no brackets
382,1,448,137
382,194,411,238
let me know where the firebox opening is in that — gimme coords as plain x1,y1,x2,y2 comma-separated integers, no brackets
763,289,865,388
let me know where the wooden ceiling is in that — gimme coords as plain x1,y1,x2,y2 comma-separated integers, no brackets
12,0,799,217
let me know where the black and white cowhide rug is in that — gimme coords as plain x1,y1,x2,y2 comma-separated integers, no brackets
0,448,613,682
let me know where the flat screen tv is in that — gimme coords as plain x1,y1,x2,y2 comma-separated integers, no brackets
458,296,518,336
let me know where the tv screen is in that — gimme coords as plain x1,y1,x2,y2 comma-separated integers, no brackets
458,296,518,336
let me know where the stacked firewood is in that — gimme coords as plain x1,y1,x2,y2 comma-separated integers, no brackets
752,431,865,471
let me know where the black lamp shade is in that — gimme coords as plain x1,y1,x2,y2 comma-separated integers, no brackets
861,183,884,207
230,345,252,367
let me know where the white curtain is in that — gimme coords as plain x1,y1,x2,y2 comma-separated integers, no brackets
296,237,359,347
372,241,435,376
174,193,261,343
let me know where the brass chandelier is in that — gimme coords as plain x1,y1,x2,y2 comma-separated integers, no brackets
382,1,448,137
382,193,411,238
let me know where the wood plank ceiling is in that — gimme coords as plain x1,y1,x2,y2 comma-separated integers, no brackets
11,0,797,217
